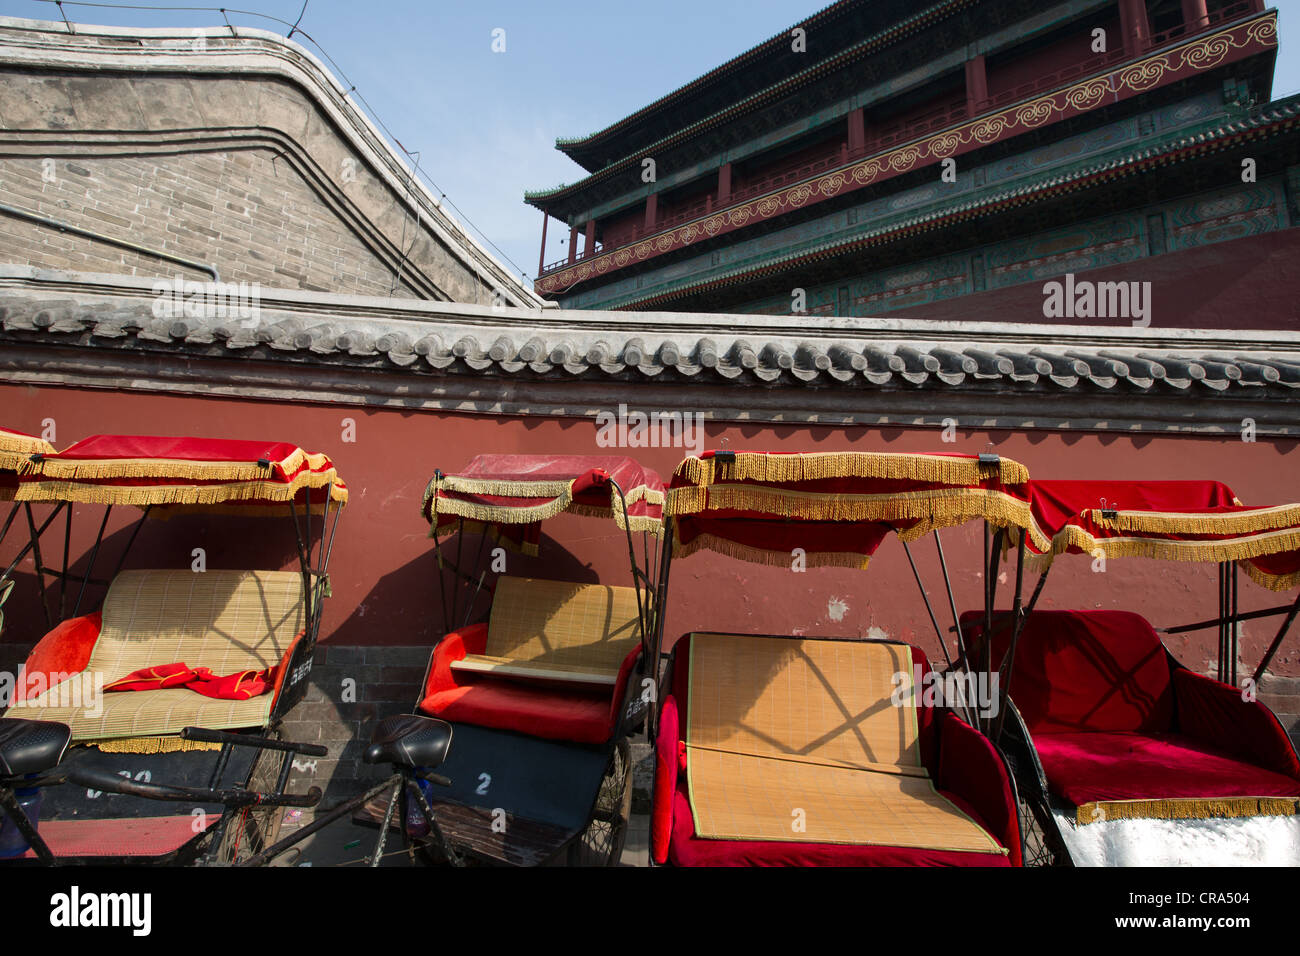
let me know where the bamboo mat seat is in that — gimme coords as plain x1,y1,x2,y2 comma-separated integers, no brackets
9,569,304,745
684,634,1004,853
450,576,642,684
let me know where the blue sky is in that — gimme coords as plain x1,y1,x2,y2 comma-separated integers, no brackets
3,0,1299,286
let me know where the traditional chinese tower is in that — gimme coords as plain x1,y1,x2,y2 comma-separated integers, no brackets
527,1,1295,329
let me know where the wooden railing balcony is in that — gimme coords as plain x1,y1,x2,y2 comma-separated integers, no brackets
538,1,1261,279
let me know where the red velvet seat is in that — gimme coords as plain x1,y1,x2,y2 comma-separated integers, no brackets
651,634,1021,866
417,622,640,746
964,609,1300,812
1035,731,1300,807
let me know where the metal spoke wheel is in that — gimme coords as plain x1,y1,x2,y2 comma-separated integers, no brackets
567,738,632,866
213,732,290,864
1018,791,1068,867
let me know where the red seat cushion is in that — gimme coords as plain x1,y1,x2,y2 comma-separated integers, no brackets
422,680,619,746
1034,731,1300,807
667,783,1011,867
962,609,1175,734
418,623,639,745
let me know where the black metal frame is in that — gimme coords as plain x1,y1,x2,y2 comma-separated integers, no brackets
0,726,326,867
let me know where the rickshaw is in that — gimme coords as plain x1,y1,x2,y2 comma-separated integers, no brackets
354,453,665,866
651,449,1040,866
0,433,345,864
962,479,1300,866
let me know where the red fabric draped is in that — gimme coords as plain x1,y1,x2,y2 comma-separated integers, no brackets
105,661,274,700
666,450,1039,568
15,433,347,510
1027,479,1239,553
424,454,664,547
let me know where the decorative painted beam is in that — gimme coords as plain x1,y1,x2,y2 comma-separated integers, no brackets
535,12,1277,297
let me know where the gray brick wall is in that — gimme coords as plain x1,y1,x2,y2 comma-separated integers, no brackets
0,152,418,297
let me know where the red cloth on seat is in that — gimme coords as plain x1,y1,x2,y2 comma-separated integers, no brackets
16,612,102,701
105,662,273,700
961,609,1174,734
1033,731,1300,806
417,623,640,745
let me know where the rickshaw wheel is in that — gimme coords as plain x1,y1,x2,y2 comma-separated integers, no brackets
1018,791,1068,867
213,731,289,864
567,738,632,866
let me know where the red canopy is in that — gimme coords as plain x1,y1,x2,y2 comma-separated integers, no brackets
14,434,348,512
422,454,664,554
1027,479,1300,591
665,450,1043,568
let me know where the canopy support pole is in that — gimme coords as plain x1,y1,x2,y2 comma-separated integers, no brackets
902,538,977,727
460,528,491,629
105,505,151,585
24,502,56,630
993,529,1027,743
58,503,71,621
1230,561,1240,687
1,501,64,587
932,530,971,677
71,505,112,618
1252,590,1300,684
649,520,675,742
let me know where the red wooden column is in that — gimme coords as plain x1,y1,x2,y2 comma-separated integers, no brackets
644,193,658,233
1118,0,1150,56
964,56,989,117
537,208,549,276
584,219,596,259
847,107,866,156
567,223,579,264
717,162,733,205
1181,0,1209,31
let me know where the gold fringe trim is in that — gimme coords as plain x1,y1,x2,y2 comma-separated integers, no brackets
426,476,663,536
1093,504,1300,536
672,528,873,569
20,447,327,482
14,474,346,508
1241,561,1300,593
439,475,574,498
1076,796,1300,825
1049,527,1300,567
0,431,54,473
90,737,222,754
667,484,1049,551
673,451,1030,489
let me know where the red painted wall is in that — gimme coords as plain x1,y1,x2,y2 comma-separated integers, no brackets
2,382,1297,680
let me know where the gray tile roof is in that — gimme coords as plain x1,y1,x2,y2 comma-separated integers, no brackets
2,269,1299,397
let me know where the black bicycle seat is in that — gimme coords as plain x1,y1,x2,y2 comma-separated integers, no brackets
0,718,71,777
363,715,452,769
